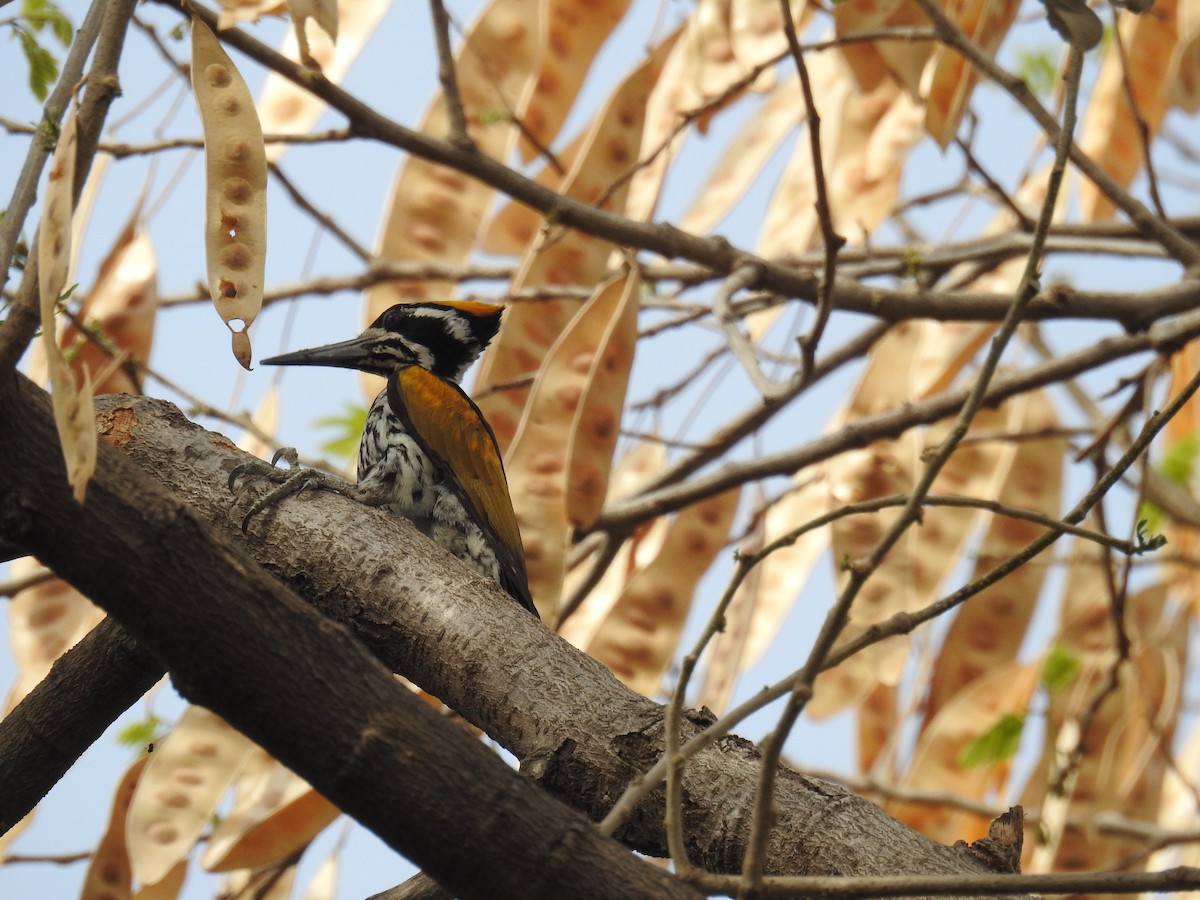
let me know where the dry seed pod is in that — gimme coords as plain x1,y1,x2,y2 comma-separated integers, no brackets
202,755,338,872
286,0,339,67
924,390,1061,724
361,0,543,329
1169,0,1200,111
481,129,586,255
1078,4,1176,221
697,464,832,714
191,17,267,370
134,860,187,899
921,0,1021,147
517,0,633,161
558,443,668,645
217,0,287,30
502,280,631,617
1019,578,1180,875
37,101,98,503
126,706,254,885
69,149,110,287
475,34,678,450
906,398,1024,615
56,225,159,395
731,0,810,77
891,662,1039,842
757,53,852,260
6,556,104,704
565,271,641,529
812,324,921,717
259,0,389,164
80,756,149,900
585,487,740,697
38,103,77,320
834,0,904,91
857,682,898,775
680,72,802,236
759,53,910,260
298,846,340,900
623,31,696,223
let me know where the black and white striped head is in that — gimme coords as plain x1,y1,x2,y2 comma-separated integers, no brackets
262,301,503,382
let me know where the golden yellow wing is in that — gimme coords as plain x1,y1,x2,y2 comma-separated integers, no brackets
387,365,536,616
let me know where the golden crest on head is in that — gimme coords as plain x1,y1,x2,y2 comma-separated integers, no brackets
386,364,535,616
425,299,504,319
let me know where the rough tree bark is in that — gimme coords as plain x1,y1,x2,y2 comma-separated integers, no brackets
0,385,1018,898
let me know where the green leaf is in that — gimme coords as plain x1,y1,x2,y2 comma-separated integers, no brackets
314,403,368,461
1160,434,1200,484
1138,499,1162,533
957,713,1025,769
19,0,45,22
48,4,73,44
13,26,58,101
20,0,72,44
1134,517,1167,553
479,108,509,127
1041,643,1080,692
117,715,165,751
1014,46,1058,99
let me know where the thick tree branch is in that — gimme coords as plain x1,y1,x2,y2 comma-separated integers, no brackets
0,373,701,900
0,616,162,827
0,390,1015,895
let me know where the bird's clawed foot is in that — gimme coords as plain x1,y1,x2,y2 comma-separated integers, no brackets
228,447,355,532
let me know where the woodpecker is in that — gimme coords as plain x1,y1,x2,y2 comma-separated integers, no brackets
236,301,537,617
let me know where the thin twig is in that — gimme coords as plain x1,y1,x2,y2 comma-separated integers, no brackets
428,0,473,151
778,0,845,385
1110,14,1167,219
269,161,372,261
955,131,1035,230
0,566,54,597
131,13,189,77
1,851,92,865
714,264,790,399
0,119,356,157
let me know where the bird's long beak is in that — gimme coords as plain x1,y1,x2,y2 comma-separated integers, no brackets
261,332,379,370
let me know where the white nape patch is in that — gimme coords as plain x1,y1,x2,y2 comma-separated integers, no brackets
441,314,473,345
409,305,475,344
